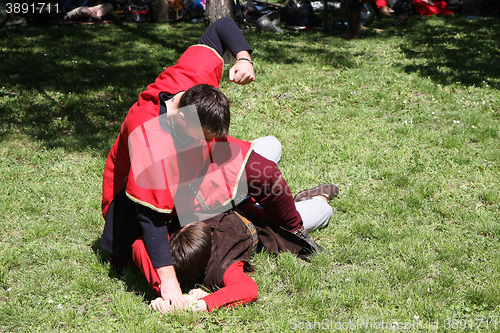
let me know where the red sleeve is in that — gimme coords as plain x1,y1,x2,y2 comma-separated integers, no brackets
201,261,258,311
147,45,223,96
131,237,162,296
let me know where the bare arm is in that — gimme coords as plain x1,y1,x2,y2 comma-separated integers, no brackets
156,265,186,310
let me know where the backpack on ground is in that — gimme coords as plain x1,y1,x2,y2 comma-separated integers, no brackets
126,2,152,22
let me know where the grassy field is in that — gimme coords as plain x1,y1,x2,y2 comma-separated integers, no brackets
1,13,499,332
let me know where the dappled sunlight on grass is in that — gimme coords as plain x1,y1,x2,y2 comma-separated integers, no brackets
1,16,499,331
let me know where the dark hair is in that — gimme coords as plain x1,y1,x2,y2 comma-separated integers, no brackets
170,222,212,284
178,84,230,139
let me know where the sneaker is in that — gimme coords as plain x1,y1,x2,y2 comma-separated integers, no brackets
294,184,339,202
293,227,326,254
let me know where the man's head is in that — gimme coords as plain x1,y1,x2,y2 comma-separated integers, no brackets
170,222,212,284
178,84,230,140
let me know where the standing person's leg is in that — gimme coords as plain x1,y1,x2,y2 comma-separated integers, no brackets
343,0,362,39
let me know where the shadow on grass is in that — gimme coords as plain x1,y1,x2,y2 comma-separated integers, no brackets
91,237,158,301
397,15,500,88
0,21,356,154
1,22,200,94
91,236,201,300
246,30,355,67
0,22,204,155
1,16,498,154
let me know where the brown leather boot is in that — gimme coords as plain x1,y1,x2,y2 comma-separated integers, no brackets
293,227,326,254
342,11,361,39
294,184,339,202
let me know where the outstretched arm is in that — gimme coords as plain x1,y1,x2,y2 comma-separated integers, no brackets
201,261,258,311
133,236,187,311
133,239,257,313
199,17,255,85
149,261,257,313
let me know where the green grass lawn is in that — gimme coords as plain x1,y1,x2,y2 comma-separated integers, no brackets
1,14,499,332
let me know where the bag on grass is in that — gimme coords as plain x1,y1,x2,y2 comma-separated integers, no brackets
126,2,152,22
392,0,415,16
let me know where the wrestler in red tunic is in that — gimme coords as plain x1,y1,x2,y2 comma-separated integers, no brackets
100,18,256,309
100,18,315,311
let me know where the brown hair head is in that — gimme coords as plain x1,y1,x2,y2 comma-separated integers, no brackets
178,84,230,139
170,222,212,284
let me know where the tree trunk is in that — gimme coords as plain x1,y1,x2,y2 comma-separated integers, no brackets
205,0,236,63
205,0,234,25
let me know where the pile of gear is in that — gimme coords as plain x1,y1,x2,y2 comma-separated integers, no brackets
235,0,374,32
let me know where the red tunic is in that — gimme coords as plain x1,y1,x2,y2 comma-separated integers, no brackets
412,0,452,16
102,45,253,223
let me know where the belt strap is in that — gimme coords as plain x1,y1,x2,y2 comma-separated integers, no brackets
235,211,258,253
